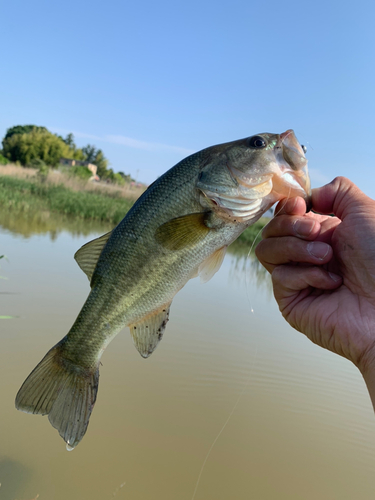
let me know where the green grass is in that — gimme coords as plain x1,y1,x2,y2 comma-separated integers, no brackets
0,175,133,225
233,218,268,249
0,174,268,247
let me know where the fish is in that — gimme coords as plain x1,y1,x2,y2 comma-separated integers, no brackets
15,129,311,450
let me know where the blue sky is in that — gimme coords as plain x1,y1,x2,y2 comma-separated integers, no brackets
1,0,374,197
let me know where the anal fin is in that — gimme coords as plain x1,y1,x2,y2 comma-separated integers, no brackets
129,304,171,358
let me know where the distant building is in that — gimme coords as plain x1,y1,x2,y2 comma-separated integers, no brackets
59,158,97,176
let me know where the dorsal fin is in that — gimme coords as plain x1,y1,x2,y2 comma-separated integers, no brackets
198,245,227,283
155,213,210,251
129,304,171,358
74,231,112,282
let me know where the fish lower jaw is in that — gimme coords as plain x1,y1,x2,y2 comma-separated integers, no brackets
272,172,310,200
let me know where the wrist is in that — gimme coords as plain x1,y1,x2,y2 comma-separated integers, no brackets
357,342,375,376
357,343,375,412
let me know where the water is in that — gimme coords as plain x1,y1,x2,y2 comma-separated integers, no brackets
1,213,375,499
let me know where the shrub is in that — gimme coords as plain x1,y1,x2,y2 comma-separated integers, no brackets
112,173,126,186
29,158,47,169
30,159,49,182
70,165,92,180
0,153,8,165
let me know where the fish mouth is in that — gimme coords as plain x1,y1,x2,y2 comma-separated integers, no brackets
279,129,307,170
273,129,311,206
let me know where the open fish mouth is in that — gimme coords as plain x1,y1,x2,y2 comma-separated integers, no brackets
273,129,311,201
279,129,307,170
275,129,311,196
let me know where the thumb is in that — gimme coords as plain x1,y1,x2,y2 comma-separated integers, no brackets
312,176,373,219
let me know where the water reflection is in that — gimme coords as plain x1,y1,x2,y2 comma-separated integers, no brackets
227,245,273,295
0,208,112,240
0,207,273,293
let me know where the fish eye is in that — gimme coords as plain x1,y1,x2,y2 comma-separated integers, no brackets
301,144,307,154
248,135,266,149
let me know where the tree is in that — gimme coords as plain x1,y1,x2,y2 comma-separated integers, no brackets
2,129,70,166
81,145,109,176
81,144,97,163
56,133,85,160
63,133,75,147
2,125,110,173
4,125,48,141
118,171,135,183
92,149,109,176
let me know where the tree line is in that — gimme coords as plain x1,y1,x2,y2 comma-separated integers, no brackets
0,125,134,184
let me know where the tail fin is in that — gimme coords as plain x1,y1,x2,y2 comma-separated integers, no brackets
15,342,99,450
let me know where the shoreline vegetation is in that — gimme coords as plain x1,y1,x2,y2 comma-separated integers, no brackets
0,165,268,248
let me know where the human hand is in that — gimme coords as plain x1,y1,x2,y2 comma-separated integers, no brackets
255,177,375,379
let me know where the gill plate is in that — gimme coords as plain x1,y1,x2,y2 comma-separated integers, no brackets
199,163,273,221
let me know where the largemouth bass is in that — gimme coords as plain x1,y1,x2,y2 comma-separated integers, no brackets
16,130,311,449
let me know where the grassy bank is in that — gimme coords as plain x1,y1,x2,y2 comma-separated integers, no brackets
0,168,268,247
0,175,134,225
0,164,145,201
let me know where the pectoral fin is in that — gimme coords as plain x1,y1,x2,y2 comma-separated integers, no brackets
155,213,210,251
198,246,227,283
129,304,171,358
74,231,112,282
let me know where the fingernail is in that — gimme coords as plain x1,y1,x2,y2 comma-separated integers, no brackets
294,219,315,237
328,272,341,282
307,241,330,260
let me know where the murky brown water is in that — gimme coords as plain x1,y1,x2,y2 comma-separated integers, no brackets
1,212,375,500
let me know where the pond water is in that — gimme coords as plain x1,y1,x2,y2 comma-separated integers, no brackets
1,212,375,500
